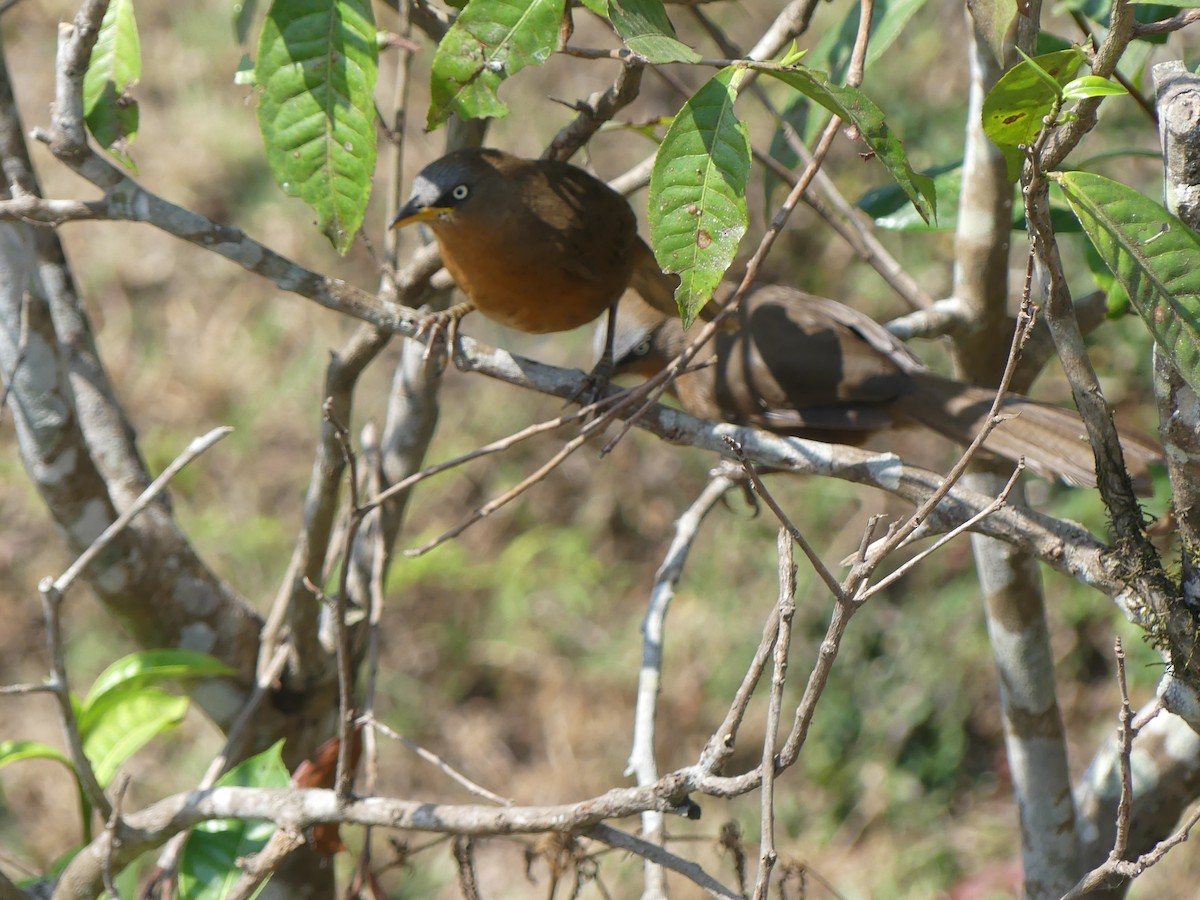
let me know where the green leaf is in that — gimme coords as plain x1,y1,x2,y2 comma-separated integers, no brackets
607,0,700,63
1061,75,1128,100
758,61,936,224
966,0,1019,65
82,0,141,173
426,0,564,129
1055,170,1200,393
1083,237,1131,317
858,162,962,232
82,688,189,786
80,649,236,726
178,742,290,900
648,67,751,327
0,739,73,771
981,48,1085,166
858,163,1083,232
256,0,379,255
578,0,607,13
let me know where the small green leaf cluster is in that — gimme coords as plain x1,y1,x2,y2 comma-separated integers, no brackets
0,650,280,897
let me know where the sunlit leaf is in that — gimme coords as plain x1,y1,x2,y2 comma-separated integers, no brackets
1061,75,1127,100
607,0,700,63
78,650,235,737
83,0,141,172
1056,171,1200,393
981,48,1085,179
256,0,378,254
426,0,564,129
82,688,189,786
648,67,751,327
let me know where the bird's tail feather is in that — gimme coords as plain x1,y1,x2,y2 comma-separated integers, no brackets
895,372,1161,490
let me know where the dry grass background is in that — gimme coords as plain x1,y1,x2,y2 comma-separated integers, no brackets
0,0,1194,897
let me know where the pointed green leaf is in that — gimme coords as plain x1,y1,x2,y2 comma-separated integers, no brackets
1056,170,1200,393
79,650,235,736
649,67,751,327
578,0,606,13
0,739,73,771
607,0,700,63
758,62,936,223
982,48,1084,149
83,0,141,173
178,742,290,900
427,0,564,129
82,688,189,786
256,0,379,254
1061,75,1127,100
859,162,962,231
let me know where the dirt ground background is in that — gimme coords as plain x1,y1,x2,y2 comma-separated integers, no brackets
0,0,1195,896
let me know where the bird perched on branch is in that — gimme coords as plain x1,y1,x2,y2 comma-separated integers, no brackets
606,285,1162,489
390,147,682,392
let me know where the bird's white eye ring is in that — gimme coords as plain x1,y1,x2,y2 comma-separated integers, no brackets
451,184,470,201
634,339,651,357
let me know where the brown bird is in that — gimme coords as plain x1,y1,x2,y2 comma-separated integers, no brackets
390,147,682,385
607,285,1162,488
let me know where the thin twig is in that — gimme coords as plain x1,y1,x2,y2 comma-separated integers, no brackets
102,776,130,898
857,463,1023,600
752,531,796,900
363,393,623,514
364,715,512,805
627,474,735,895
1113,638,1135,860
1131,7,1200,36
45,426,233,597
324,401,364,802
452,837,480,900
724,437,844,600
586,824,741,900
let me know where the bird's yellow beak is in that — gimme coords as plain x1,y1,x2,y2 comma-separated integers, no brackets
389,205,452,230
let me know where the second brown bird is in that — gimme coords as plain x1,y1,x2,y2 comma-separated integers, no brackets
608,285,1161,488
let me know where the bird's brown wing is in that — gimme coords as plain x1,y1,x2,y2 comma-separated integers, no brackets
529,163,637,295
709,289,916,435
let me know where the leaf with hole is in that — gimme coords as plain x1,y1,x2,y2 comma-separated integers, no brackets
648,67,751,327
427,0,564,129
256,0,378,254
981,48,1085,178
1056,170,1200,393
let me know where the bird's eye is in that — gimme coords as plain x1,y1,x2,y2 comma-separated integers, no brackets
634,339,651,357
451,184,470,201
